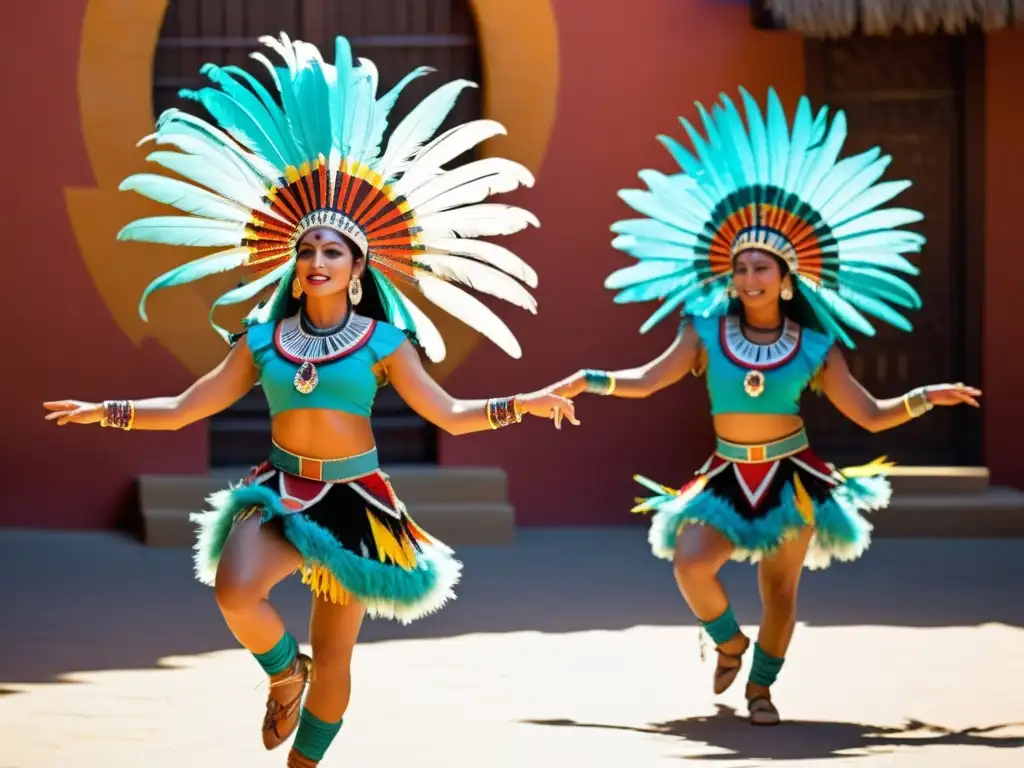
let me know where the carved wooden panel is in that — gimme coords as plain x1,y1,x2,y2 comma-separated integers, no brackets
155,0,481,466
802,35,970,464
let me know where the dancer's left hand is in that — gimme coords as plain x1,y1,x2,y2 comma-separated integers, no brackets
517,392,580,429
926,383,982,408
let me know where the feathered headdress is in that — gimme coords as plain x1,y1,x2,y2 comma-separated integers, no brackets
118,33,540,362
605,87,925,348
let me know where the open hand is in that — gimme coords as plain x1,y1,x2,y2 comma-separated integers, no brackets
43,400,104,426
517,391,580,429
926,383,981,408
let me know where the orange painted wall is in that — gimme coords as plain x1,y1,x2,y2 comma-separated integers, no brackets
983,30,1024,486
439,0,806,525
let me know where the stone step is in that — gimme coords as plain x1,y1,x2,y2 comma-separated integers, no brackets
870,487,1024,537
138,465,509,512
883,466,989,495
142,502,515,549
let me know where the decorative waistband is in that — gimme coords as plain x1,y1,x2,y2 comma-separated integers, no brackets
269,442,380,482
714,429,809,463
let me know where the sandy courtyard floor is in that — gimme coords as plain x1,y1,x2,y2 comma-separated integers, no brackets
1,530,1022,767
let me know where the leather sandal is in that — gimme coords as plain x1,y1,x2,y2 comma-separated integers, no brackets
713,634,750,694
287,748,319,767
748,694,781,726
263,653,312,750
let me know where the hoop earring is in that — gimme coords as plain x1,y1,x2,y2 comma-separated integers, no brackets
291,277,303,299
348,276,363,306
780,284,793,301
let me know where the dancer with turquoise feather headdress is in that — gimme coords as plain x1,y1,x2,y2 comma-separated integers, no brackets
42,34,579,767
544,87,981,725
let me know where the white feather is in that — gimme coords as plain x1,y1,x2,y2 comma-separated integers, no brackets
415,253,537,313
405,158,534,215
395,291,447,363
393,119,508,194
418,204,539,239
418,236,537,288
376,80,477,179
417,275,522,358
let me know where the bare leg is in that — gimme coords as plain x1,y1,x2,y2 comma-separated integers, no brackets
746,526,814,722
214,514,303,653
287,595,366,766
213,514,308,748
673,525,748,690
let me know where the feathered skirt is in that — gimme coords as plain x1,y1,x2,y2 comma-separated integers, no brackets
632,429,892,570
190,449,461,624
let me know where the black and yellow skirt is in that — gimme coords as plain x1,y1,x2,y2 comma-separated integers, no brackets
190,447,461,624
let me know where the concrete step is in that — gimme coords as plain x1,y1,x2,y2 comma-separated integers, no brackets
142,502,515,549
872,486,1024,537
138,465,509,511
883,466,989,495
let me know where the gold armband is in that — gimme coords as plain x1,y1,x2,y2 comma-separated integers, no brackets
902,388,933,419
486,396,522,430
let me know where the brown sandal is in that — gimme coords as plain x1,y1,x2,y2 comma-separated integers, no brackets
263,653,312,750
287,748,319,767
748,695,781,726
713,634,750,695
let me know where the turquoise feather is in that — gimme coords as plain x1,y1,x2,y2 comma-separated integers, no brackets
118,216,244,247
138,247,250,321
179,88,288,170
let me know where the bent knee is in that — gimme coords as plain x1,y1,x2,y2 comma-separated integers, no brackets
214,571,268,614
761,576,800,615
673,551,721,584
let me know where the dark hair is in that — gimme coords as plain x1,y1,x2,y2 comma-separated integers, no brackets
728,252,828,336
282,234,392,324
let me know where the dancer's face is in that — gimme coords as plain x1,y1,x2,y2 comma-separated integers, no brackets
732,250,790,312
295,227,363,300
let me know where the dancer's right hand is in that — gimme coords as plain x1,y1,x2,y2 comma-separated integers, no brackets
43,400,104,426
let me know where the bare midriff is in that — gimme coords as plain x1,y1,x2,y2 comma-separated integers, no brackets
271,409,377,459
712,413,805,445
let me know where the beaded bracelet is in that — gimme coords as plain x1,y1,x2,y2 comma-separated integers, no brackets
902,387,933,419
486,396,522,430
582,369,616,396
101,400,136,430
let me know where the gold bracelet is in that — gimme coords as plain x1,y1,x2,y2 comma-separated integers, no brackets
903,388,933,419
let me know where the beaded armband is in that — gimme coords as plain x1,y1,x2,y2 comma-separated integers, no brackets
582,369,616,395
902,387,934,418
486,396,522,430
101,400,136,430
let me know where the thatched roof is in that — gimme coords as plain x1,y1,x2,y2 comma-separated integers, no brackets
764,0,1024,38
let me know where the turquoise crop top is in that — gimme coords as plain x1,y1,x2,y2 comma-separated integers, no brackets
689,315,833,416
245,313,409,418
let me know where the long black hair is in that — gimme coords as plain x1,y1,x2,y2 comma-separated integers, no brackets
728,253,827,336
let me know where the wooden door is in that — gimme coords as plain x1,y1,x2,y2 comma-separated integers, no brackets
800,34,983,465
154,0,482,467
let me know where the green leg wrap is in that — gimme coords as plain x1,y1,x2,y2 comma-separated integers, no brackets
749,643,785,687
293,708,343,761
701,604,741,646
253,631,298,677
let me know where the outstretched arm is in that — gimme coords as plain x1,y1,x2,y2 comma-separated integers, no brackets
819,346,981,433
547,322,703,400
43,336,260,431
385,341,579,435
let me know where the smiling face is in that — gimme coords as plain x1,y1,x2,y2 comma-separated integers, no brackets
294,227,364,300
732,249,791,311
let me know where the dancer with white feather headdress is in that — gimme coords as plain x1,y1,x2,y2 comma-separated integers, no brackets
544,87,980,725
42,34,577,766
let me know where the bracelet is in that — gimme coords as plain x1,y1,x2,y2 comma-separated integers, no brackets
582,369,616,395
486,396,522,430
902,387,933,419
101,400,135,430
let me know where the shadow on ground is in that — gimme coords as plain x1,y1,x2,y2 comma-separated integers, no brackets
1,528,1022,685
524,706,1024,761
